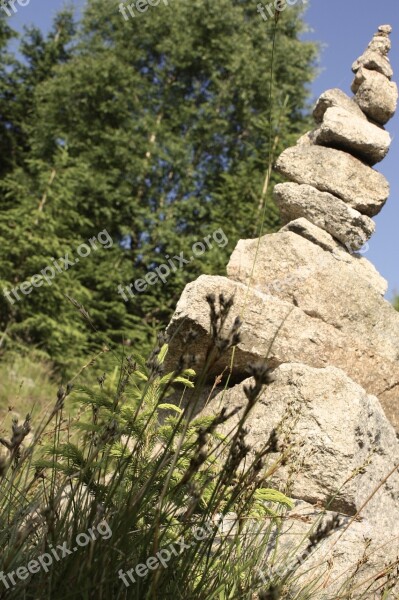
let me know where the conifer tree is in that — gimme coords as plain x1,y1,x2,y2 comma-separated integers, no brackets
0,0,317,371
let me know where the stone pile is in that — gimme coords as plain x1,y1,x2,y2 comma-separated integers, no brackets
274,25,397,249
165,27,399,597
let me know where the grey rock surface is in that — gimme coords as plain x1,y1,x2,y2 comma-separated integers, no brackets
199,363,399,521
274,145,389,216
226,227,397,358
352,67,398,124
280,218,374,264
311,106,391,164
166,272,399,430
313,88,366,124
273,182,375,246
352,49,393,79
196,364,399,597
263,500,398,599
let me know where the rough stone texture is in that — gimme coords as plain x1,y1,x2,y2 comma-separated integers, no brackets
368,31,391,55
166,274,343,376
313,88,367,124
166,272,399,430
274,145,389,216
280,217,361,254
226,228,397,358
199,363,399,520
352,25,393,79
352,50,393,79
352,67,398,124
295,130,316,146
311,106,391,164
264,500,398,598
273,182,375,247
166,26,399,594
196,364,399,595
280,218,376,268
378,24,392,35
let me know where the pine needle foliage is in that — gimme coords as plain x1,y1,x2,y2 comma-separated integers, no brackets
0,1,317,371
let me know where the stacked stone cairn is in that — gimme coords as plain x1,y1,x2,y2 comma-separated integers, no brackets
274,24,397,251
165,27,399,597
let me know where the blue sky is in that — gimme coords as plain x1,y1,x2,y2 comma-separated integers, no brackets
6,0,399,299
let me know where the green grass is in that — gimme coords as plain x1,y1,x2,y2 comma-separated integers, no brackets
0,312,300,599
0,304,397,599
0,355,57,423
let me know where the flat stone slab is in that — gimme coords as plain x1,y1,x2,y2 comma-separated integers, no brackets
274,145,389,216
312,106,391,165
273,182,375,247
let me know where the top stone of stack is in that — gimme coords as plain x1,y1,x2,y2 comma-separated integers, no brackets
352,24,393,79
351,25,397,124
274,25,397,248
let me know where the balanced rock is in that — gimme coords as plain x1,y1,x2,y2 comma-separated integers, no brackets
352,67,398,124
367,25,392,55
274,145,389,216
313,88,366,123
273,182,375,246
311,106,391,164
352,50,393,79
352,25,393,78
166,24,399,596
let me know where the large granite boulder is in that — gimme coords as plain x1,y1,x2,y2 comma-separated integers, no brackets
198,363,399,522
166,269,399,430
